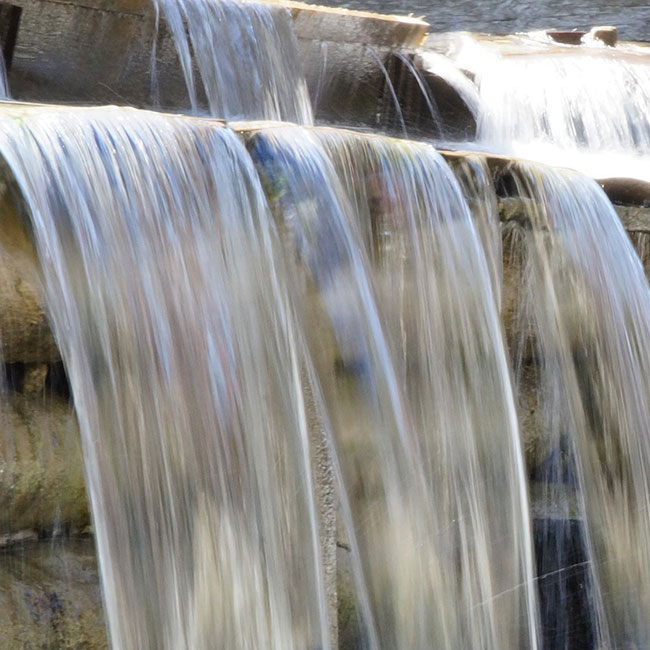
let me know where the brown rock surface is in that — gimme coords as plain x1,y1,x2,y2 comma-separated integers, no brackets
0,390,88,535
0,178,58,363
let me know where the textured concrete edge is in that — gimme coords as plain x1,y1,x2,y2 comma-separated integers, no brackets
7,0,429,44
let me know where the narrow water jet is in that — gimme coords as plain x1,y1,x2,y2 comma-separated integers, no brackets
365,46,408,137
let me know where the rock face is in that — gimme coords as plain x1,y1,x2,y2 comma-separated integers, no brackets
0,540,106,649
0,168,88,536
0,390,88,537
588,25,618,46
0,179,58,363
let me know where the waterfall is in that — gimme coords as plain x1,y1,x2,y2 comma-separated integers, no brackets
0,101,547,650
1,24,650,648
502,161,650,649
431,33,650,180
0,105,327,650
249,126,539,650
153,0,313,122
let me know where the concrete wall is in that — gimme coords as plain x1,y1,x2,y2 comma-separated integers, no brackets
7,0,189,108
3,0,427,127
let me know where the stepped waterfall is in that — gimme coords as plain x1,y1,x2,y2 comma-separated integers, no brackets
0,2,649,650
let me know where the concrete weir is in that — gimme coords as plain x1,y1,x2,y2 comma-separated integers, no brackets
0,106,646,535
2,0,428,124
0,102,647,647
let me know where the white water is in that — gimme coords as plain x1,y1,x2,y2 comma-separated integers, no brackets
503,162,650,649
0,101,549,650
1,59,650,650
430,33,650,181
250,126,539,650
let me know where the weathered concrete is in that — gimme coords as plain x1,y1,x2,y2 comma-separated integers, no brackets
7,0,189,108
4,0,428,128
287,0,427,47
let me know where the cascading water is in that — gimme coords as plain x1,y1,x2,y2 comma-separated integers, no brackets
1,2,650,647
0,105,328,650
153,0,312,122
429,33,650,180
500,162,650,650
249,126,539,650
417,50,480,119
0,98,548,650
477,49,650,154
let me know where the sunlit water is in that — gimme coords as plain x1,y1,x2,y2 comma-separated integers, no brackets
0,103,546,650
0,92,649,650
249,126,539,650
429,33,650,181
0,105,327,650
153,0,312,122
502,162,650,649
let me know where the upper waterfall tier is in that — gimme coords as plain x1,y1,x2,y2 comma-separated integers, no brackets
422,32,650,181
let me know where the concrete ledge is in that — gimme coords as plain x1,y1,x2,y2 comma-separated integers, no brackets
286,1,428,47
6,0,429,121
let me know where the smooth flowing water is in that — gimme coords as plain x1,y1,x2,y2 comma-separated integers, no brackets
153,0,312,122
249,126,538,650
0,101,548,650
0,105,328,650
1,50,650,650
502,162,650,649
430,33,650,180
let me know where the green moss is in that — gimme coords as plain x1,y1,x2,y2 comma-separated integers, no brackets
338,575,363,650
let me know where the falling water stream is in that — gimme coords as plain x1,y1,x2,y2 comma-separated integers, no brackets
0,106,329,650
502,163,650,649
1,0,650,648
428,33,650,181
153,0,312,121
250,126,538,650
0,102,545,650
